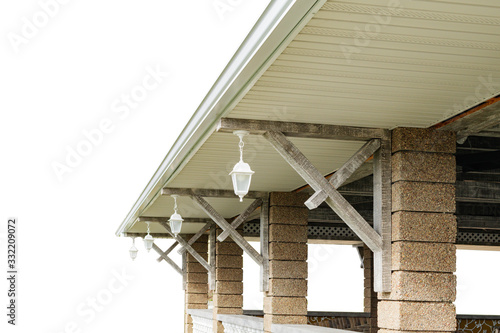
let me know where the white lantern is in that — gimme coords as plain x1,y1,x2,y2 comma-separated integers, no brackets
169,195,183,236
229,131,254,202
129,238,138,260
143,222,154,252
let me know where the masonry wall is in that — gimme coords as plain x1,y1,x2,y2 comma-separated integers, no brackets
378,128,457,333
264,192,309,333
184,234,209,333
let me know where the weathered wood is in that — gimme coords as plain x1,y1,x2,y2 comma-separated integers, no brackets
182,252,187,290
209,226,216,291
260,194,270,292
161,187,267,199
373,139,392,292
138,216,212,224
191,194,264,265
156,241,178,263
457,215,500,230
264,130,383,252
159,221,212,272
306,139,381,209
217,118,389,141
152,243,182,275
178,222,214,254
218,198,263,241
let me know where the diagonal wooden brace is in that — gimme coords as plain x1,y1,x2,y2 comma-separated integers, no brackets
191,194,264,266
152,243,182,275
156,241,179,263
159,221,212,272
177,221,214,254
218,198,263,242
264,130,383,252
305,139,381,209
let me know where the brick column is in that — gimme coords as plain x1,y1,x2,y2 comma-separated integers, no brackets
185,234,209,333
363,245,378,333
378,128,457,333
264,192,309,333
213,227,244,333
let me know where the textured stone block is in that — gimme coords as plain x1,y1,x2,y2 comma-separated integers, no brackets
263,297,307,315
216,268,243,281
269,224,308,243
186,262,206,273
185,323,193,333
392,182,455,213
392,211,457,243
185,293,208,304
269,206,309,225
378,301,456,331
187,252,208,263
270,192,309,207
392,151,456,183
392,128,456,154
213,294,243,308
185,304,207,310
216,242,243,255
392,242,456,272
216,255,243,268
215,281,243,295
187,273,208,284
189,242,208,252
264,315,307,332
380,271,456,302
268,279,307,297
269,242,307,260
186,283,208,294
212,307,243,315
269,261,308,279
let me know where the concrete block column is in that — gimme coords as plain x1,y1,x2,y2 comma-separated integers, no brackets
378,128,457,333
264,192,309,333
213,227,244,333
363,245,378,333
185,234,209,333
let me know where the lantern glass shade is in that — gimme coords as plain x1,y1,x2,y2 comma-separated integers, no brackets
169,212,183,236
129,245,138,260
229,160,254,202
143,234,154,252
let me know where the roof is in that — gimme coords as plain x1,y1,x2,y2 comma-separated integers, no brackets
116,0,500,237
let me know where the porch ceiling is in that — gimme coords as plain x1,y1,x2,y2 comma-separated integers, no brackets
122,0,500,235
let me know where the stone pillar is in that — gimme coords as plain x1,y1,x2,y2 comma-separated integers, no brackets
363,245,378,333
185,234,209,333
378,128,457,333
264,192,309,333
213,227,244,333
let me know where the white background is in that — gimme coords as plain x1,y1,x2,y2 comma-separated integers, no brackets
0,1,499,332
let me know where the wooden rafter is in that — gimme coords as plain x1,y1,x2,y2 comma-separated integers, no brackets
260,194,270,292
218,198,263,242
178,221,214,254
156,241,179,263
152,243,182,275
162,187,267,199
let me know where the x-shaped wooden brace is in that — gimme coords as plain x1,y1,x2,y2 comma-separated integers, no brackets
190,194,270,292
263,131,392,292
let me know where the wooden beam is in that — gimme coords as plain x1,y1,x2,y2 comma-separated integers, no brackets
162,187,267,199
178,222,214,254
152,243,182,275
209,226,216,291
138,216,213,224
156,241,178,263
306,139,381,209
260,194,270,292
457,215,500,230
217,118,388,141
218,198,263,242
158,221,212,272
191,194,264,266
373,139,392,292
264,130,382,253
182,252,187,290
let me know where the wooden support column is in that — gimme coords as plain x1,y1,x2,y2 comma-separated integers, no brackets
184,234,209,333
264,192,309,333
378,128,457,333
213,226,244,333
363,245,378,333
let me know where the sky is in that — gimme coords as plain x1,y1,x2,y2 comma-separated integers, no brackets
0,1,499,333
